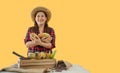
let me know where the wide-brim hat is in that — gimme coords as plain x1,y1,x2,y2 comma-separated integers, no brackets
31,6,51,22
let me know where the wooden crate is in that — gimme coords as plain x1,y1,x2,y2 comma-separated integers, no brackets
18,58,56,69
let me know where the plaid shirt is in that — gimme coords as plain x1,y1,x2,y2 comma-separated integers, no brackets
24,27,55,53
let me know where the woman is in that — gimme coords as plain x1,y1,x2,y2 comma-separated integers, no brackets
24,7,55,53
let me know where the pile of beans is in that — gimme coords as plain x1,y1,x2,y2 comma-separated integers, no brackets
55,60,67,72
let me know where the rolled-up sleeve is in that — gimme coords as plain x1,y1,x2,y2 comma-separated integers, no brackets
24,28,31,44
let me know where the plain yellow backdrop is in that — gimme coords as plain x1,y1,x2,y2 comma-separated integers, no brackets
0,0,120,73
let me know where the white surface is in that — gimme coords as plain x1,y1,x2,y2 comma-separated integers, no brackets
0,64,90,73
52,64,90,73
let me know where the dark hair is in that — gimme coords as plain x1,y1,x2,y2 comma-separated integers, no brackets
30,11,51,33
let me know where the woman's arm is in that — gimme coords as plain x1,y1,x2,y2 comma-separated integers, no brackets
25,41,37,48
24,27,55,49
40,42,52,49
26,38,52,49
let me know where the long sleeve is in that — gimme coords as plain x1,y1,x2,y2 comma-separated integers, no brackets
24,28,32,44
50,28,56,49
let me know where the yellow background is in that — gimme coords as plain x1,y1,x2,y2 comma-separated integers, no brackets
0,0,120,73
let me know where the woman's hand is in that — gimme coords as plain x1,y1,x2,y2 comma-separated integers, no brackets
41,36,52,43
30,33,42,46
33,38,42,45
33,37,52,48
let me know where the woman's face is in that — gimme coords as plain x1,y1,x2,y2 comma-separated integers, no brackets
35,12,47,26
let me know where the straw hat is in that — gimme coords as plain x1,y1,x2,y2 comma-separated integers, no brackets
31,6,51,22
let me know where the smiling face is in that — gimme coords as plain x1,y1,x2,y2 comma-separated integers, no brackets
35,11,47,26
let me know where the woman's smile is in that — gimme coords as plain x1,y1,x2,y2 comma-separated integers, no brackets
39,19,44,22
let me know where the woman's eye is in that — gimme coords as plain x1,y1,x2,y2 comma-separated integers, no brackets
41,15,44,17
36,15,40,18
37,15,40,17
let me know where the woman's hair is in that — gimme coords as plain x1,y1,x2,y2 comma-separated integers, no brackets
30,11,51,33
